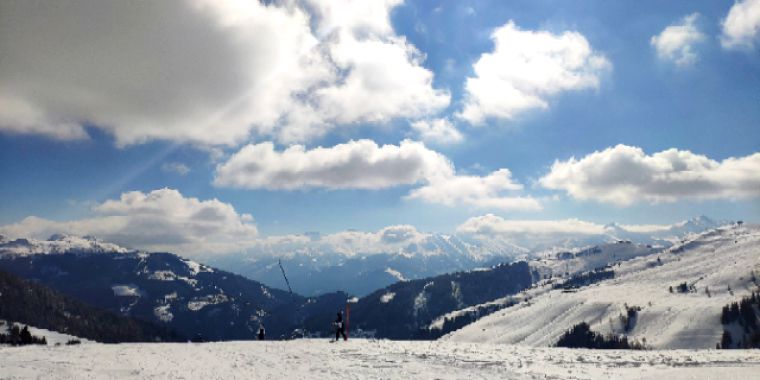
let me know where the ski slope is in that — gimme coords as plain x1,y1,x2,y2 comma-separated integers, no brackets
1,339,759,379
445,224,760,348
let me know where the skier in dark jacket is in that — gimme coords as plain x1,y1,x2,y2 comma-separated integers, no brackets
334,311,347,341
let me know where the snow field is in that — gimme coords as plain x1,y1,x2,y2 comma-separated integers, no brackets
0,339,760,380
445,225,760,348
2,339,760,380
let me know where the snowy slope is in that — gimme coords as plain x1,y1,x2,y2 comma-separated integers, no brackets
0,243,310,341
1,340,759,379
445,224,760,349
0,320,89,346
530,241,661,279
425,242,660,334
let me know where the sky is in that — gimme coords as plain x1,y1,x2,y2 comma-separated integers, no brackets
0,0,759,257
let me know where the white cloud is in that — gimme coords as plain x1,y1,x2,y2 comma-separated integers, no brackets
319,225,428,256
406,169,542,211
0,200,433,258
0,94,90,140
410,118,463,145
378,224,422,243
539,144,760,205
230,224,431,258
241,223,521,260
307,0,402,36
214,139,540,210
0,0,448,146
457,214,606,237
721,0,760,49
161,162,191,176
213,139,453,190
280,0,451,142
651,13,705,66
0,188,258,255
459,21,611,125
616,223,673,233
456,214,725,251
456,214,613,252
229,218,704,262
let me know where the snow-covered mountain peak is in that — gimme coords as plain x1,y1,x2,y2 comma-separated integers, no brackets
0,234,133,256
680,215,716,227
445,224,760,349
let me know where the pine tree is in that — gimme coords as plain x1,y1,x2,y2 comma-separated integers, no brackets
722,331,733,349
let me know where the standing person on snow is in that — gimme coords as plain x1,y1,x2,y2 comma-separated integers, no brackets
257,324,265,340
334,311,347,341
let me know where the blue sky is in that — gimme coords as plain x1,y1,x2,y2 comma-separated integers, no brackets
0,0,758,254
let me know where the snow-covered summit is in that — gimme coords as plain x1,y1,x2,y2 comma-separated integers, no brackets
603,215,727,244
531,240,660,278
444,223,760,349
0,234,133,256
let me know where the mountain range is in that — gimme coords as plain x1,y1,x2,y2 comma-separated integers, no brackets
0,269,179,343
0,216,749,346
0,235,347,340
206,216,725,296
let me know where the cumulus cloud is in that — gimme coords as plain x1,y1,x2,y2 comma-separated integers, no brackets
539,144,760,205
231,224,431,258
651,13,705,66
236,218,702,262
410,118,463,145
319,225,428,256
459,21,611,125
213,139,453,190
0,94,90,140
721,0,760,49
457,214,606,237
616,223,674,233
161,162,191,176
0,196,435,258
406,169,543,211
214,139,540,210
243,223,524,260
455,214,725,251
379,224,421,243
0,188,258,255
0,0,448,145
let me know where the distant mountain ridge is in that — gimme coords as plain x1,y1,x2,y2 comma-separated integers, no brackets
208,233,529,297
0,233,132,255
0,216,737,343
0,269,179,343
0,234,657,342
0,238,345,341
602,216,728,244
208,216,727,297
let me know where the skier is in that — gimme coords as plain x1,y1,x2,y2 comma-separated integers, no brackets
334,311,347,341
257,325,265,340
